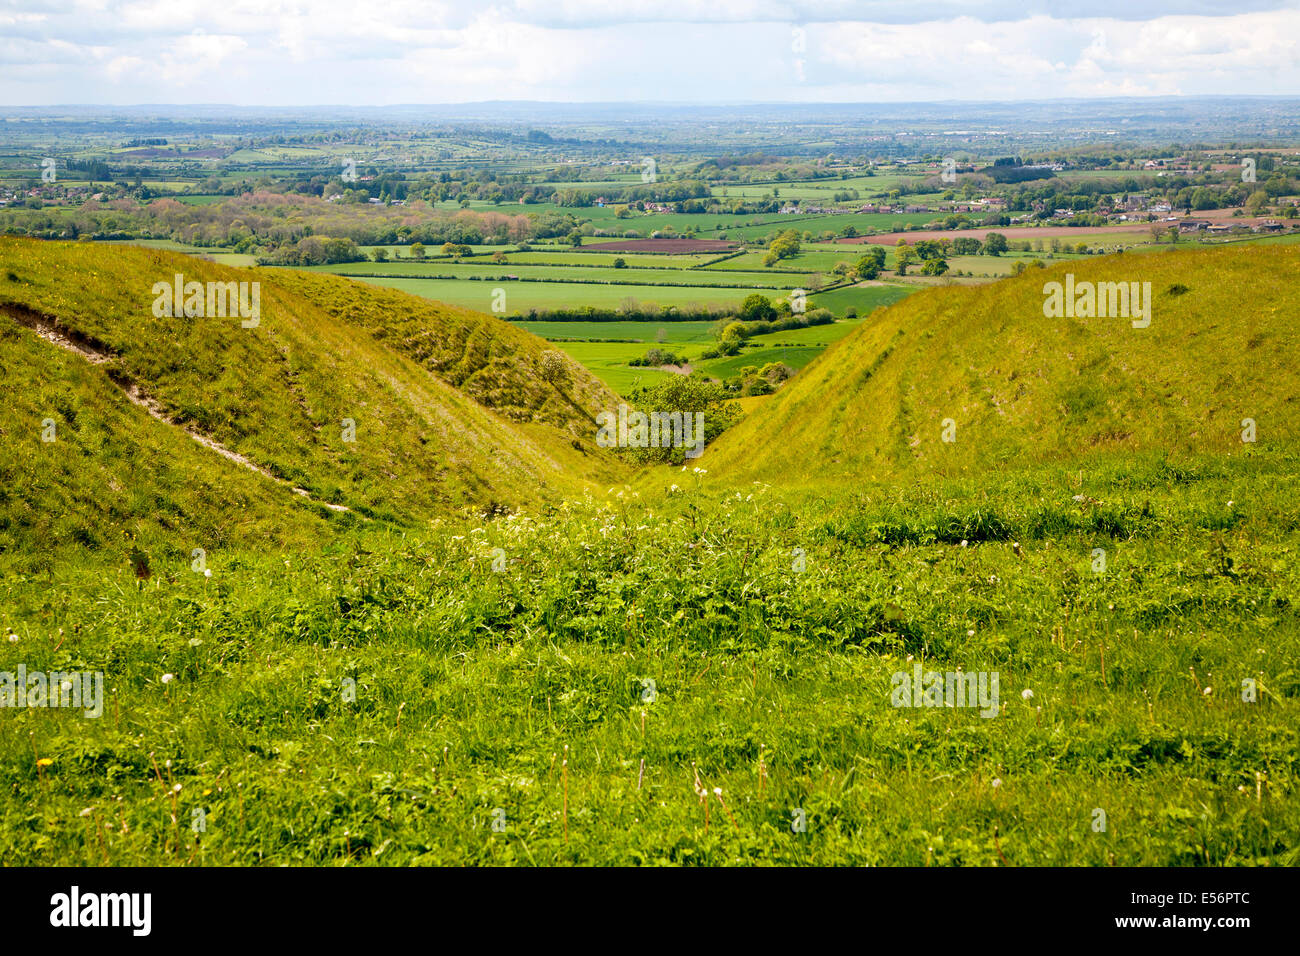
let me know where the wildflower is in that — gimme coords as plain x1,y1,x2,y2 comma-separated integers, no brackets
991,778,1002,788
960,539,968,547
204,569,212,578
36,758,53,768
6,633,17,644
188,638,203,647
1021,689,1034,700
967,629,975,637
79,807,94,817
1203,686,1213,696
161,673,175,684
172,783,182,793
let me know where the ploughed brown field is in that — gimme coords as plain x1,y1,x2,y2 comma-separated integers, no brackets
584,238,740,253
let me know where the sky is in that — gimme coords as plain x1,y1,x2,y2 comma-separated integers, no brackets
1,1,1298,105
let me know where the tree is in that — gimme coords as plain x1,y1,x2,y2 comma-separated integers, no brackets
855,255,881,280
739,293,776,323
539,351,569,387
766,229,801,264
567,230,583,247
981,232,1008,256
371,247,388,262
613,257,627,269
894,241,918,274
920,258,949,276
409,242,425,259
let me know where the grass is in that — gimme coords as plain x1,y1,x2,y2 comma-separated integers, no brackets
2,449,1296,865
344,276,758,314
513,320,720,343
3,238,1297,867
517,318,867,394
305,260,811,290
807,283,914,316
0,237,630,549
707,244,1300,486
695,345,825,378
543,341,682,394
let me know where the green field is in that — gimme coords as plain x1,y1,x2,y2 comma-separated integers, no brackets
516,316,867,393
546,341,682,392
513,320,720,342
702,212,941,240
477,251,720,268
696,344,825,378
307,260,811,290
808,283,914,315
745,319,864,346
347,276,755,314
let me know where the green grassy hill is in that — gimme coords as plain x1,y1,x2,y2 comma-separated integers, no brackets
0,238,628,558
701,245,1299,485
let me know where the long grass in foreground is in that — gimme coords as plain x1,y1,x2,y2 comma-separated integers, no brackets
2,448,1297,865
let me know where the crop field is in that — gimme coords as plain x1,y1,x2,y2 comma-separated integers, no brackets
344,275,756,313
305,260,812,290
807,283,914,315
478,251,721,268
583,238,738,254
513,320,721,342
745,319,864,346
703,245,877,272
704,212,942,240
540,341,682,391
531,318,865,393
696,343,825,377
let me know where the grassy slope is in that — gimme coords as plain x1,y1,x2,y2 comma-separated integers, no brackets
704,245,1299,485
0,238,629,554
0,305,338,560
4,452,1296,865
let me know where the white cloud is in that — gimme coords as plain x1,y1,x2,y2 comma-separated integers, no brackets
0,1,1297,102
